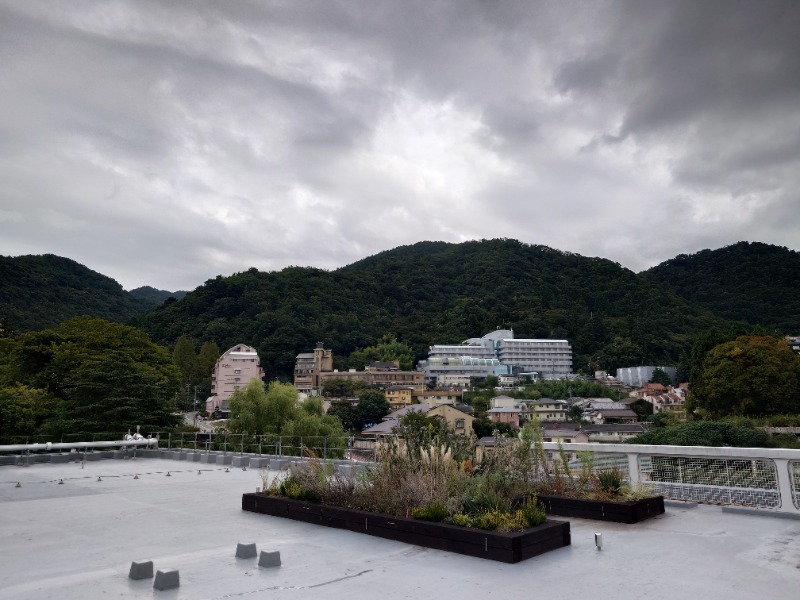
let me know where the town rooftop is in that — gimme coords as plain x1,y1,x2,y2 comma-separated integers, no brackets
1,458,799,600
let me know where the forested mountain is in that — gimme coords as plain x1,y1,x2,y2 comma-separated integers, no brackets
129,286,188,306
643,242,800,333
0,255,152,331
135,239,725,379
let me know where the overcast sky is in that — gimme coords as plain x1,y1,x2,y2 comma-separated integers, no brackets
2,1,799,291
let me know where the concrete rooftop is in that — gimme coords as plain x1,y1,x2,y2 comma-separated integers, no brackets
1,458,799,600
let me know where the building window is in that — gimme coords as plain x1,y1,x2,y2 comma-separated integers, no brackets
234,369,241,374
455,419,465,429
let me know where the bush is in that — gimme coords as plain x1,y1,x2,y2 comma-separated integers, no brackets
411,501,448,522
597,468,624,495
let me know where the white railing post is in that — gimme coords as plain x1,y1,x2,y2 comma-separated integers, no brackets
773,458,796,511
627,452,641,485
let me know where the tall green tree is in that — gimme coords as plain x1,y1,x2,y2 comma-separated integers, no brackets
3,317,181,435
0,384,57,442
348,335,415,371
173,335,198,409
649,368,673,387
228,380,302,434
691,336,800,418
355,389,391,430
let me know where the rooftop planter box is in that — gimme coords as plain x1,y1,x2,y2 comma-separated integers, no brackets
242,493,571,563
535,494,664,524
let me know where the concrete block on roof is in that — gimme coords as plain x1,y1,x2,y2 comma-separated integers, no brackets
200,453,216,464
216,454,233,465
128,560,153,580
189,453,202,462
248,458,268,469
51,454,70,464
153,569,179,590
85,453,102,461
258,551,281,568
232,456,249,468
236,543,257,559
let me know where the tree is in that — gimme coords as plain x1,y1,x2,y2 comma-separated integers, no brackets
0,384,57,442
228,380,300,434
173,335,198,409
471,417,514,438
321,378,368,398
691,336,800,418
196,341,220,380
348,335,415,371
567,404,584,423
628,420,769,447
327,400,358,431
354,389,391,430
649,367,673,387
301,396,324,416
4,317,181,434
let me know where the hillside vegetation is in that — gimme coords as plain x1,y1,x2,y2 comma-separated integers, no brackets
644,241,800,333
0,255,151,331
136,239,724,378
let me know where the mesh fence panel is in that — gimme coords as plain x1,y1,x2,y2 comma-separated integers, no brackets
791,461,800,509
640,455,780,508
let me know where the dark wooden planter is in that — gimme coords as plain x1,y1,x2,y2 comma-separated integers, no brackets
242,493,570,563
535,494,664,523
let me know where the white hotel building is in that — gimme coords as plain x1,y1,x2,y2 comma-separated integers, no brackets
419,329,572,385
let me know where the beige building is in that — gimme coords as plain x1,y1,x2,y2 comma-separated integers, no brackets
318,363,425,393
414,389,462,409
385,385,414,409
207,344,264,414
294,342,334,394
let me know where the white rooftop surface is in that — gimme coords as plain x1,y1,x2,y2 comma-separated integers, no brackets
1,458,799,600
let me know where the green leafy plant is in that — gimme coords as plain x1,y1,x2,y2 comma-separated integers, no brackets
597,468,624,495
411,501,448,522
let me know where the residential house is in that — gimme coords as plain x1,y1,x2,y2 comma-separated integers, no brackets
581,423,648,443
360,404,475,452
385,385,414,410
531,398,568,422
414,389,461,409
589,408,639,424
486,406,524,429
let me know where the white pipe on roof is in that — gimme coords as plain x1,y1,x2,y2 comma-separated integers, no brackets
0,438,158,453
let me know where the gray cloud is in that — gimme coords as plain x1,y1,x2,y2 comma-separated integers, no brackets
0,0,798,290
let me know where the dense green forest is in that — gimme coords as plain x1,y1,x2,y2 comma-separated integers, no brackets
129,286,188,305
0,317,181,442
135,239,725,378
5,240,799,382
644,242,800,332
0,255,153,330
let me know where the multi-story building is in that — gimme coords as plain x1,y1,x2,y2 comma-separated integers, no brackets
293,342,334,394
318,362,425,394
385,385,414,409
616,366,677,388
207,344,264,415
419,329,572,385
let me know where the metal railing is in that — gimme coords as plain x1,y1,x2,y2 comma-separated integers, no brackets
543,442,800,515
150,432,376,462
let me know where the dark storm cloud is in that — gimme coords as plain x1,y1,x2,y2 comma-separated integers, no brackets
0,0,798,289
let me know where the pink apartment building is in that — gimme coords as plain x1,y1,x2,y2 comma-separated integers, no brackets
207,344,264,415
